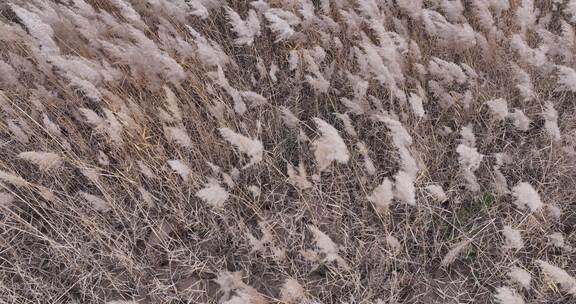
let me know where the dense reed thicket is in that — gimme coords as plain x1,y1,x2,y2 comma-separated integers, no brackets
0,0,575,303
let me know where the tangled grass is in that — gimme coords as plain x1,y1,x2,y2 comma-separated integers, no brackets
0,0,575,303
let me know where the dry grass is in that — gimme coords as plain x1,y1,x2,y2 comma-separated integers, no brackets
0,0,575,303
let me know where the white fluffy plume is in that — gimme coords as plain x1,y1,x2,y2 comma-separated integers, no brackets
537,260,576,297
511,182,543,212
287,162,312,190
565,1,576,23
279,278,306,304
456,143,484,192
394,170,416,206
486,98,509,121
542,101,561,142
0,170,27,187
308,225,348,269
168,159,192,182
188,1,209,19
502,225,524,250
357,142,376,175
225,7,260,46
494,286,524,304
556,65,576,92
0,192,15,207
408,93,425,118
367,178,393,212
219,128,264,167
510,63,534,101
421,9,476,50
312,118,350,171
386,234,402,254
79,191,110,212
164,126,192,148
425,184,447,202
18,151,62,171
397,0,422,19
187,26,231,68
510,35,547,68
196,179,229,208
508,267,531,290
508,109,531,131
215,271,267,304
241,91,267,107
264,11,296,42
